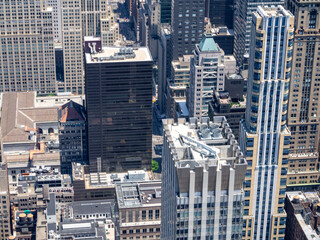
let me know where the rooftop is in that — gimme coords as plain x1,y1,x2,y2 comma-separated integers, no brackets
198,33,219,52
162,117,246,170
116,181,161,209
1,92,58,144
85,47,152,64
71,200,115,217
287,191,320,239
256,5,293,18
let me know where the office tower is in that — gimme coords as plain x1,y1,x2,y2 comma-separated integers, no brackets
187,34,236,118
239,6,293,240
46,0,62,43
166,55,191,118
160,0,171,23
286,0,320,191
59,0,84,94
207,0,234,29
0,0,56,94
233,0,284,66
81,1,120,46
171,0,206,60
138,0,161,50
59,101,87,174
0,164,11,240
85,47,153,173
158,24,172,115
161,117,247,240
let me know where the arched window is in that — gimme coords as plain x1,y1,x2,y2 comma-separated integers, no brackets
48,128,54,134
38,128,43,134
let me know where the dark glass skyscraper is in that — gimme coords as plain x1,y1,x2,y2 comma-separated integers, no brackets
161,0,171,23
85,47,153,173
207,0,234,29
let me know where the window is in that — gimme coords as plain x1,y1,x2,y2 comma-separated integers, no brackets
155,209,160,219
149,210,153,220
142,211,146,220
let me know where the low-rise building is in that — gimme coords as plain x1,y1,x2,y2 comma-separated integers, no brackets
208,91,246,140
59,101,87,174
166,55,191,118
285,191,320,240
116,181,161,240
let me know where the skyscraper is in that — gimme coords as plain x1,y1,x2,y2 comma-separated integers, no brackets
233,0,284,66
46,0,63,43
187,34,236,118
171,0,206,60
81,0,120,46
206,0,234,29
160,0,171,23
239,6,293,240
85,47,153,173
161,117,247,240
58,0,84,94
286,0,320,191
0,0,56,94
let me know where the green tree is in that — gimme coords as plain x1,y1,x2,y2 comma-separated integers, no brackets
152,160,159,172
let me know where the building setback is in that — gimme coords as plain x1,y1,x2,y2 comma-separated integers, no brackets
286,0,320,191
161,117,247,240
239,6,293,240
85,47,153,173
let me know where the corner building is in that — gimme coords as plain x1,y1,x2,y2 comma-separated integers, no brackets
239,6,293,240
162,117,247,240
85,47,153,173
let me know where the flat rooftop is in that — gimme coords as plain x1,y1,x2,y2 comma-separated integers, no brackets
163,117,246,169
85,47,152,64
116,181,161,209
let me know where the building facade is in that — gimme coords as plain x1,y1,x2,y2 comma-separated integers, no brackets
85,47,153,173
286,0,320,191
207,0,234,29
0,164,11,240
59,0,84,94
285,191,320,240
161,117,247,240
0,0,56,94
187,34,236,118
233,0,284,66
59,101,87,175
116,182,161,240
171,0,206,60
208,91,246,141
166,55,191,118
239,6,293,240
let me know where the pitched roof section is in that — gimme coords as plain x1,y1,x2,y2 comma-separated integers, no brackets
1,92,59,143
59,100,85,122
198,33,219,52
